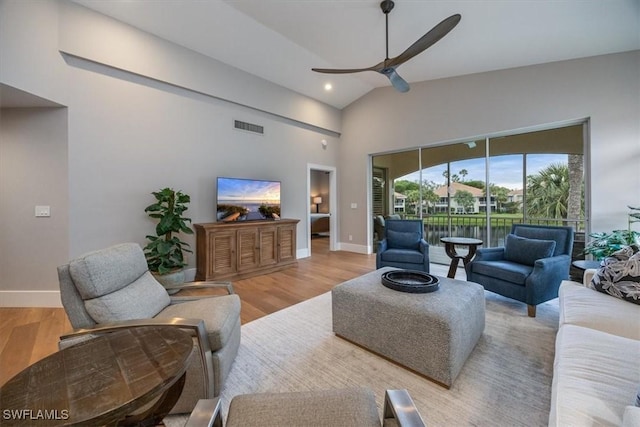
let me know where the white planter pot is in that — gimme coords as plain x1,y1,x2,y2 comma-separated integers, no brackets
153,269,185,295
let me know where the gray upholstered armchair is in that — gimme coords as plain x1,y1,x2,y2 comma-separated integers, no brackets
185,388,426,427
376,219,430,272
57,242,241,414
465,224,574,317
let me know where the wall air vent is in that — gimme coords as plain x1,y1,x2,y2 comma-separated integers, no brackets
234,119,264,135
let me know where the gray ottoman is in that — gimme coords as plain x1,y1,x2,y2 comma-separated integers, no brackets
332,267,485,388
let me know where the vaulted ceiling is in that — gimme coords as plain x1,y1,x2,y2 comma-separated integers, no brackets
73,0,640,109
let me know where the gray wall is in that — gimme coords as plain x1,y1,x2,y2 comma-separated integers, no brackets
0,0,638,305
0,0,341,305
340,51,640,252
0,108,69,300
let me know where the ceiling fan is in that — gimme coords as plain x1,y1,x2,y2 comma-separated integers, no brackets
312,0,461,93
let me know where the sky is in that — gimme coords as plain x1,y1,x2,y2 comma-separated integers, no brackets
218,177,281,202
399,154,568,190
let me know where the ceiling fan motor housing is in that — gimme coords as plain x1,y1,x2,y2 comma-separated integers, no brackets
381,1,395,14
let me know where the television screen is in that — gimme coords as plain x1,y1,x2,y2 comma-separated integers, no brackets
216,177,281,222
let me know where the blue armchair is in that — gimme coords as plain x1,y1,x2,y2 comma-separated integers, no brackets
465,224,574,317
376,220,430,272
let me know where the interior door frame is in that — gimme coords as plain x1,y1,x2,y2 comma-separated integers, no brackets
307,163,337,255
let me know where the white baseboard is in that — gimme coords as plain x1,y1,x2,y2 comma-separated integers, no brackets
338,242,369,254
0,290,62,307
297,248,310,259
302,243,369,255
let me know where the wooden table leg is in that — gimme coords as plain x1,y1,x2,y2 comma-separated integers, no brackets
447,257,460,278
444,242,460,278
118,372,187,426
444,242,480,279
462,245,479,267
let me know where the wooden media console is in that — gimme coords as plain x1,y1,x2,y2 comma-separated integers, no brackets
194,219,299,281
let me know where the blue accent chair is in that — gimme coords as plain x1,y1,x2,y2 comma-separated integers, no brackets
465,224,574,317
376,220,430,272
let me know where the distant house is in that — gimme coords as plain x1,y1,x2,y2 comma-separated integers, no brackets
433,182,491,214
508,189,523,204
393,192,406,213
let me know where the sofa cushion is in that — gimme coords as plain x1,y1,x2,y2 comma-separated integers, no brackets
69,242,150,299
387,229,421,250
513,225,571,256
156,294,241,352
380,248,424,264
559,281,640,340
226,388,381,427
471,260,533,285
83,271,171,323
504,234,556,266
623,406,640,427
590,246,640,305
549,324,640,427
69,243,171,323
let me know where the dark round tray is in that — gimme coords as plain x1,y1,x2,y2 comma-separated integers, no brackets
381,270,440,293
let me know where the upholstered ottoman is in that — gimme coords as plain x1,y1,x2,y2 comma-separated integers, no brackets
332,267,485,387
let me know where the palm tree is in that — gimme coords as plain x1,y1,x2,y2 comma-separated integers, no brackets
567,154,583,221
526,163,569,218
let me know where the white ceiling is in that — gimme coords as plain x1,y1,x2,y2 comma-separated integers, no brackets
73,0,639,109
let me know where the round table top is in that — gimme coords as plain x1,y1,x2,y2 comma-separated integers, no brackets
440,237,483,245
0,326,194,426
572,260,601,271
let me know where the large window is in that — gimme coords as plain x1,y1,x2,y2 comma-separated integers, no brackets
371,124,586,264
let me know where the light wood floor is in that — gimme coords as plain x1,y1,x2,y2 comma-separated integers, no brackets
0,237,376,385
0,237,456,386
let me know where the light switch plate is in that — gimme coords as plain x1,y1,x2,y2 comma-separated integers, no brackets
35,205,50,217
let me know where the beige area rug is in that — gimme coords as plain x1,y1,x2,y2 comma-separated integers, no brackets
167,290,559,426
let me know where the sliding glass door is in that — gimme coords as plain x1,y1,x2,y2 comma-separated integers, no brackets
487,125,585,248
371,123,586,263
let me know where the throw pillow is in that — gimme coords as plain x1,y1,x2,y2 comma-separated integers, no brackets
504,234,556,266
590,245,640,305
387,229,421,250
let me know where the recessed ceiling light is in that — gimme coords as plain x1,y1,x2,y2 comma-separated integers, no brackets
324,83,333,91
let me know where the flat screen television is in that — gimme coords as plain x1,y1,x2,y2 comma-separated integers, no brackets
216,177,281,222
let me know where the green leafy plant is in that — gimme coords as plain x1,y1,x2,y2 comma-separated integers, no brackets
629,205,640,227
144,188,194,274
583,229,640,260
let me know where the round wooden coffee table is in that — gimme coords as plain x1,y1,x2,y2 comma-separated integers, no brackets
440,237,483,278
0,326,194,426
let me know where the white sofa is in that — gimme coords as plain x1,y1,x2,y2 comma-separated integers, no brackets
549,269,640,426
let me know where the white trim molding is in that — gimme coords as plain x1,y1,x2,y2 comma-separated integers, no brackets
338,242,369,254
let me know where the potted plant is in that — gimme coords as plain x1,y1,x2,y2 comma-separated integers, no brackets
583,229,640,260
144,188,194,290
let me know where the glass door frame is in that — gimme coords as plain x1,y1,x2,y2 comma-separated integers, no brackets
369,119,590,256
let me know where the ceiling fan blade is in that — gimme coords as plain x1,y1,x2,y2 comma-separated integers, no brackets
380,68,410,93
386,14,461,68
312,66,378,74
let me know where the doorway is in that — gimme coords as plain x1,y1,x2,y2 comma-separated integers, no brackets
307,163,337,256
